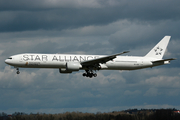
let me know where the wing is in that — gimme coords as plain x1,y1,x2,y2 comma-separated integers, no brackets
81,51,129,66
152,58,176,63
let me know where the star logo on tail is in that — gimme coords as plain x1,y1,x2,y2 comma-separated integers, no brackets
154,46,163,55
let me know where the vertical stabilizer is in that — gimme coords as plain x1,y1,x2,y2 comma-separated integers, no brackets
145,36,171,59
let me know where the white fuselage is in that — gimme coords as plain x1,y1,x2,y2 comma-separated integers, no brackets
5,53,164,70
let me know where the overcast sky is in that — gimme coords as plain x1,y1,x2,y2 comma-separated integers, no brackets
0,0,180,114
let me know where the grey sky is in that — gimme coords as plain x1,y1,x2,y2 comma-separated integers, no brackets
0,0,180,114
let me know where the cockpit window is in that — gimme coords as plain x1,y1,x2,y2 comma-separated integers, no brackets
8,57,12,59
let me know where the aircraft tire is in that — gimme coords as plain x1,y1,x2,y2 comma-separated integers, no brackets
83,73,86,77
93,73,97,77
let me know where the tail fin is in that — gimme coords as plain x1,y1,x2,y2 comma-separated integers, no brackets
145,36,171,59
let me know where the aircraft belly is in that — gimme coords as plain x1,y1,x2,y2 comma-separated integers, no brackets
106,61,152,70
106,62,135,70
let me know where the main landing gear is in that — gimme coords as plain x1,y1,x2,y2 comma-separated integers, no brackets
16,68,20,74
82,70,97,78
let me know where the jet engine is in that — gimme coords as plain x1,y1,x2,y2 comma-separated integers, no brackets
59,62,82,73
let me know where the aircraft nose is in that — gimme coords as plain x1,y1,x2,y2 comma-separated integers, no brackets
5,58,12,65
5,59,9,64
5,56,13,65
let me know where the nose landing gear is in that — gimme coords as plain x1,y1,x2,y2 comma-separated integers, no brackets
16,68,20,74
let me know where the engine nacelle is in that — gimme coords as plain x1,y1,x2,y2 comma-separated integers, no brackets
99,63,108,70
59,68,72,73
59,62,81,74
66,62,81,71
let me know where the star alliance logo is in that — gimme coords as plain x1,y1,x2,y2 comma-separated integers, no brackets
154,46,163,55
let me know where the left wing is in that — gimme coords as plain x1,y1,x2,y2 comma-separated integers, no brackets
81,51,129,65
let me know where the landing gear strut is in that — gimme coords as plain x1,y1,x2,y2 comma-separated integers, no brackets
82,70,97,78
16,68,20,74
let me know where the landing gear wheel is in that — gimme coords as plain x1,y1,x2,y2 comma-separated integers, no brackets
82,70,97,78
89,73,93,78
16,68,20,74
93,73,97,77
83,73,86,77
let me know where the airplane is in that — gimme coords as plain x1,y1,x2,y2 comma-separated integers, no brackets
5,36,176,78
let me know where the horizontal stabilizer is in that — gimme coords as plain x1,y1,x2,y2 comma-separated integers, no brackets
152,58,176,63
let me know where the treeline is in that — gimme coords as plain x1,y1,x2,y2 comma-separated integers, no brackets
1,109,180,120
